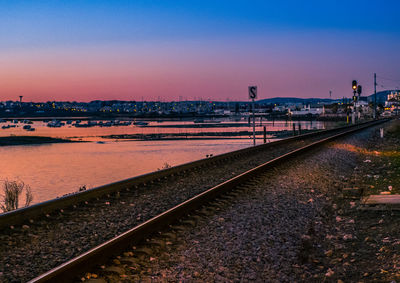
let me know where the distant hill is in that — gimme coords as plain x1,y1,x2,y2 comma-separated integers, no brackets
257,97,337,105
257,90,396,105
367,90,396,104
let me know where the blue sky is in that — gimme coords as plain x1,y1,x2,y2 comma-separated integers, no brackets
2,0,399,48
0,0,399,101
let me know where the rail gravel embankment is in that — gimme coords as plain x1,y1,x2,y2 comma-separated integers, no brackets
86,121,399,282
0,128,354,282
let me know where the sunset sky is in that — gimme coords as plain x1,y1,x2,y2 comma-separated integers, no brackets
1,0,399,102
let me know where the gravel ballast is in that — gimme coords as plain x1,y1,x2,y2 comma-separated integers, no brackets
85,120,399,282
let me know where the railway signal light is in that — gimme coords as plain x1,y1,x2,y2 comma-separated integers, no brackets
352,80,358,90
357,85,362,95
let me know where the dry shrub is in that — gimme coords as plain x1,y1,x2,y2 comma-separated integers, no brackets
387,120,400,135
0,180,33,212
158,162,172,170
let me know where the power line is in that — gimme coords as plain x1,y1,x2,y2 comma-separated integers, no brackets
377,75,400,84
378,82,399,90
375,75,399,90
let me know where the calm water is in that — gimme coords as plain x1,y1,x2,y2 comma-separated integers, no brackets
0,119,340,204
0,119,336,140
0,139,251,204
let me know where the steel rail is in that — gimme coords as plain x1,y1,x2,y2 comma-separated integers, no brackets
0,120,382,229
29,119,387,283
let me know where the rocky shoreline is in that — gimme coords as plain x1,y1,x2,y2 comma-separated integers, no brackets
101,129,315,141
0,136,75,146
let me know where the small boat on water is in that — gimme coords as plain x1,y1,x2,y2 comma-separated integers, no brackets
100,121,112,127
133,121,149,126
194,119,221,124
47,120,64,127
88,121,98,126
2,125,16,129
22,125,35,131
74,123,89,128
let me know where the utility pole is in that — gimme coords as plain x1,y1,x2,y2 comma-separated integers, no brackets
329,90,332,99
357,85,362,121
374,73,377,119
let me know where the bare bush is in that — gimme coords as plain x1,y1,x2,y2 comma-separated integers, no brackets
158,162,172,170
0,180,33,212
78,185,87,192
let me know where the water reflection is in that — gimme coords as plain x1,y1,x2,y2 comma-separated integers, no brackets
0,139,251,204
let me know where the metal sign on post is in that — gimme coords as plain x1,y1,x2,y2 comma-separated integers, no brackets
248,86,257,146
248,86,257,100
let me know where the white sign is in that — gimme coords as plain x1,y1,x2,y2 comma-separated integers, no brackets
248,86,257,100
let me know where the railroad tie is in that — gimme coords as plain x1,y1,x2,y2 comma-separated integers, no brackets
209,200,226,209
147,238,166,249
225,191,241,198
170,224,187,232
84,278,107,283
119,256,140,265
216,198,231,205
101,265,125,276
190,215,204,222
160,231,177,240
219,194,236,201
181,219,196,227
133,247,154,257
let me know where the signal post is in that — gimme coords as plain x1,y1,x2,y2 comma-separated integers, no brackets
351,80,362,124
248,86,257,146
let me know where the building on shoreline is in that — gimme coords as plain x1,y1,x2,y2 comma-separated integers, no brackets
0,90,397,119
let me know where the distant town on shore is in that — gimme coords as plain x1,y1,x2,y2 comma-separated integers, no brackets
0,90,398,120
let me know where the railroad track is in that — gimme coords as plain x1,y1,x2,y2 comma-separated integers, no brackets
0,120,384,229
23,119,387,283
